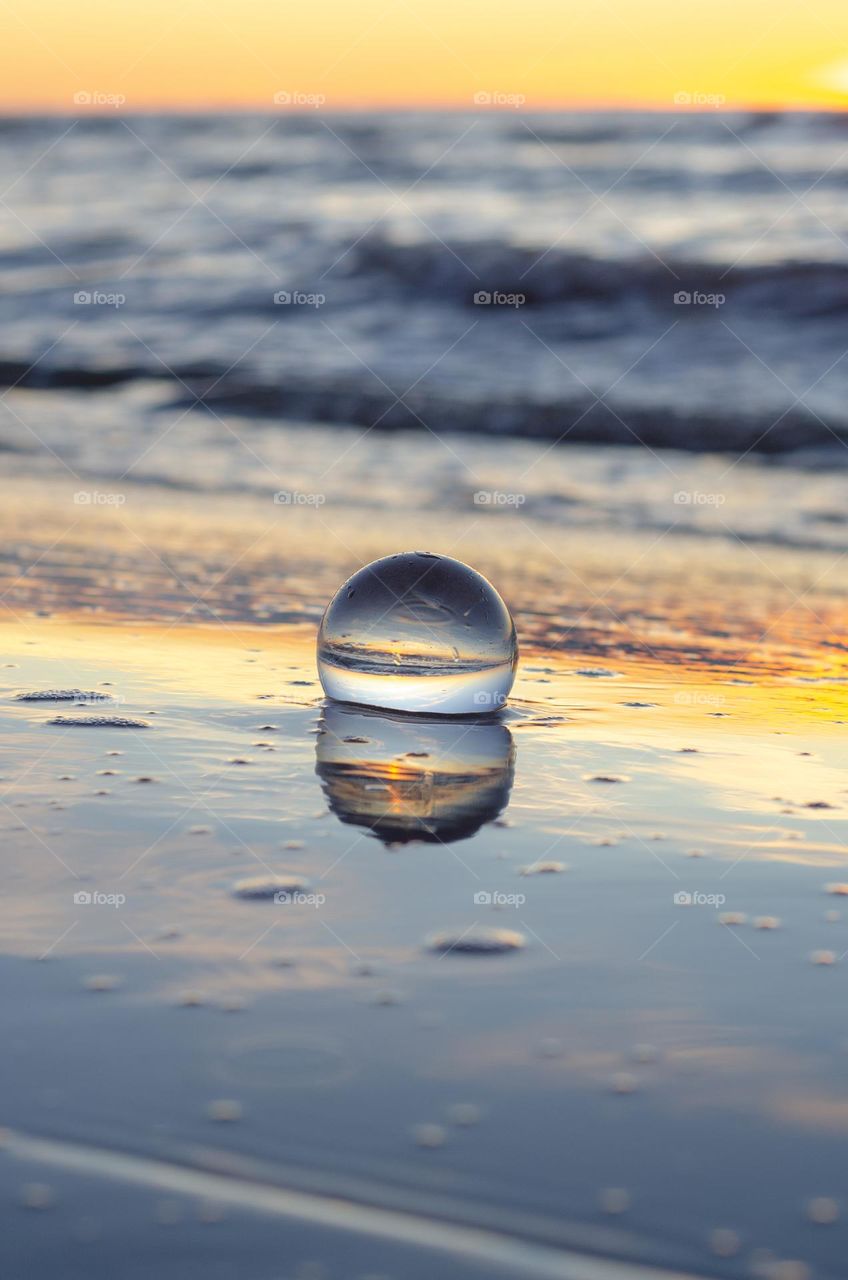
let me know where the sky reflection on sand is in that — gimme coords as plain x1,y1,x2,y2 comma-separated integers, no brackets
1,525,847,1276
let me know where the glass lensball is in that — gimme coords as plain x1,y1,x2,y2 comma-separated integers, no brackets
316,552,518,715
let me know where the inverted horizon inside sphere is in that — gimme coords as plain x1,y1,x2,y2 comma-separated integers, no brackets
316,552,518,715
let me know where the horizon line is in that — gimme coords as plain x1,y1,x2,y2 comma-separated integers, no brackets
2,101,847,117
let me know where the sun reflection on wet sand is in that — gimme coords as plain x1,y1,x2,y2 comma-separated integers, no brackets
1,494,848,1278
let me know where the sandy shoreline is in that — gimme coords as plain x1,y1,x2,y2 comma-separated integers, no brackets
2,501,847,1277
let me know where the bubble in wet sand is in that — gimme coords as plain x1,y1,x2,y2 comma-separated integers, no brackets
609,1071,638,1094
709,1228,741,1257
600,1187,631,1215
231,874,310,900
15,689,112,702
412,1123,447,1148
805,1196,839,1224
317,552,518,715
20,1182,54,1210
207,1099,243,1123
425,926,525,955
83,973,122,992
47,715,150,728
446,1102,481,1127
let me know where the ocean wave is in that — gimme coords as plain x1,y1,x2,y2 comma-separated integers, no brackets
339,237,848,314
2,361,844,454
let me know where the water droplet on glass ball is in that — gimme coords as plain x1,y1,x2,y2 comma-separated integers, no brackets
317,553,518,715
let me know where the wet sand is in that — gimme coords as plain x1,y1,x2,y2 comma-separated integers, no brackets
1,471,848,1279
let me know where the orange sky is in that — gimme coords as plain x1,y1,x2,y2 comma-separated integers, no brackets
4,0,848,111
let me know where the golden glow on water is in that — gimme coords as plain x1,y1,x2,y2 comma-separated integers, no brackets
1,606,846,729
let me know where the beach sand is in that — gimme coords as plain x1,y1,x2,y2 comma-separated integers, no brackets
2,463,847,1279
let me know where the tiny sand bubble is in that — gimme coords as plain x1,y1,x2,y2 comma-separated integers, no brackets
425,927,525,955
412,1123,447,1148
446,1102,481,1127
709,1228,741,1257
600,1187,630,1215
207,1099,243,1123
83,973,122,992
371,988,403,1006
47,715,150,728
20,1182,54,1210
231,874,310,900
805,1196,839,1224
766,1264,811,1280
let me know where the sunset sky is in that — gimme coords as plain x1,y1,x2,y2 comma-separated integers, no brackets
4,0,848,111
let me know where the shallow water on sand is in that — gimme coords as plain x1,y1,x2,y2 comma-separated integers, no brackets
2,602,848,1278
